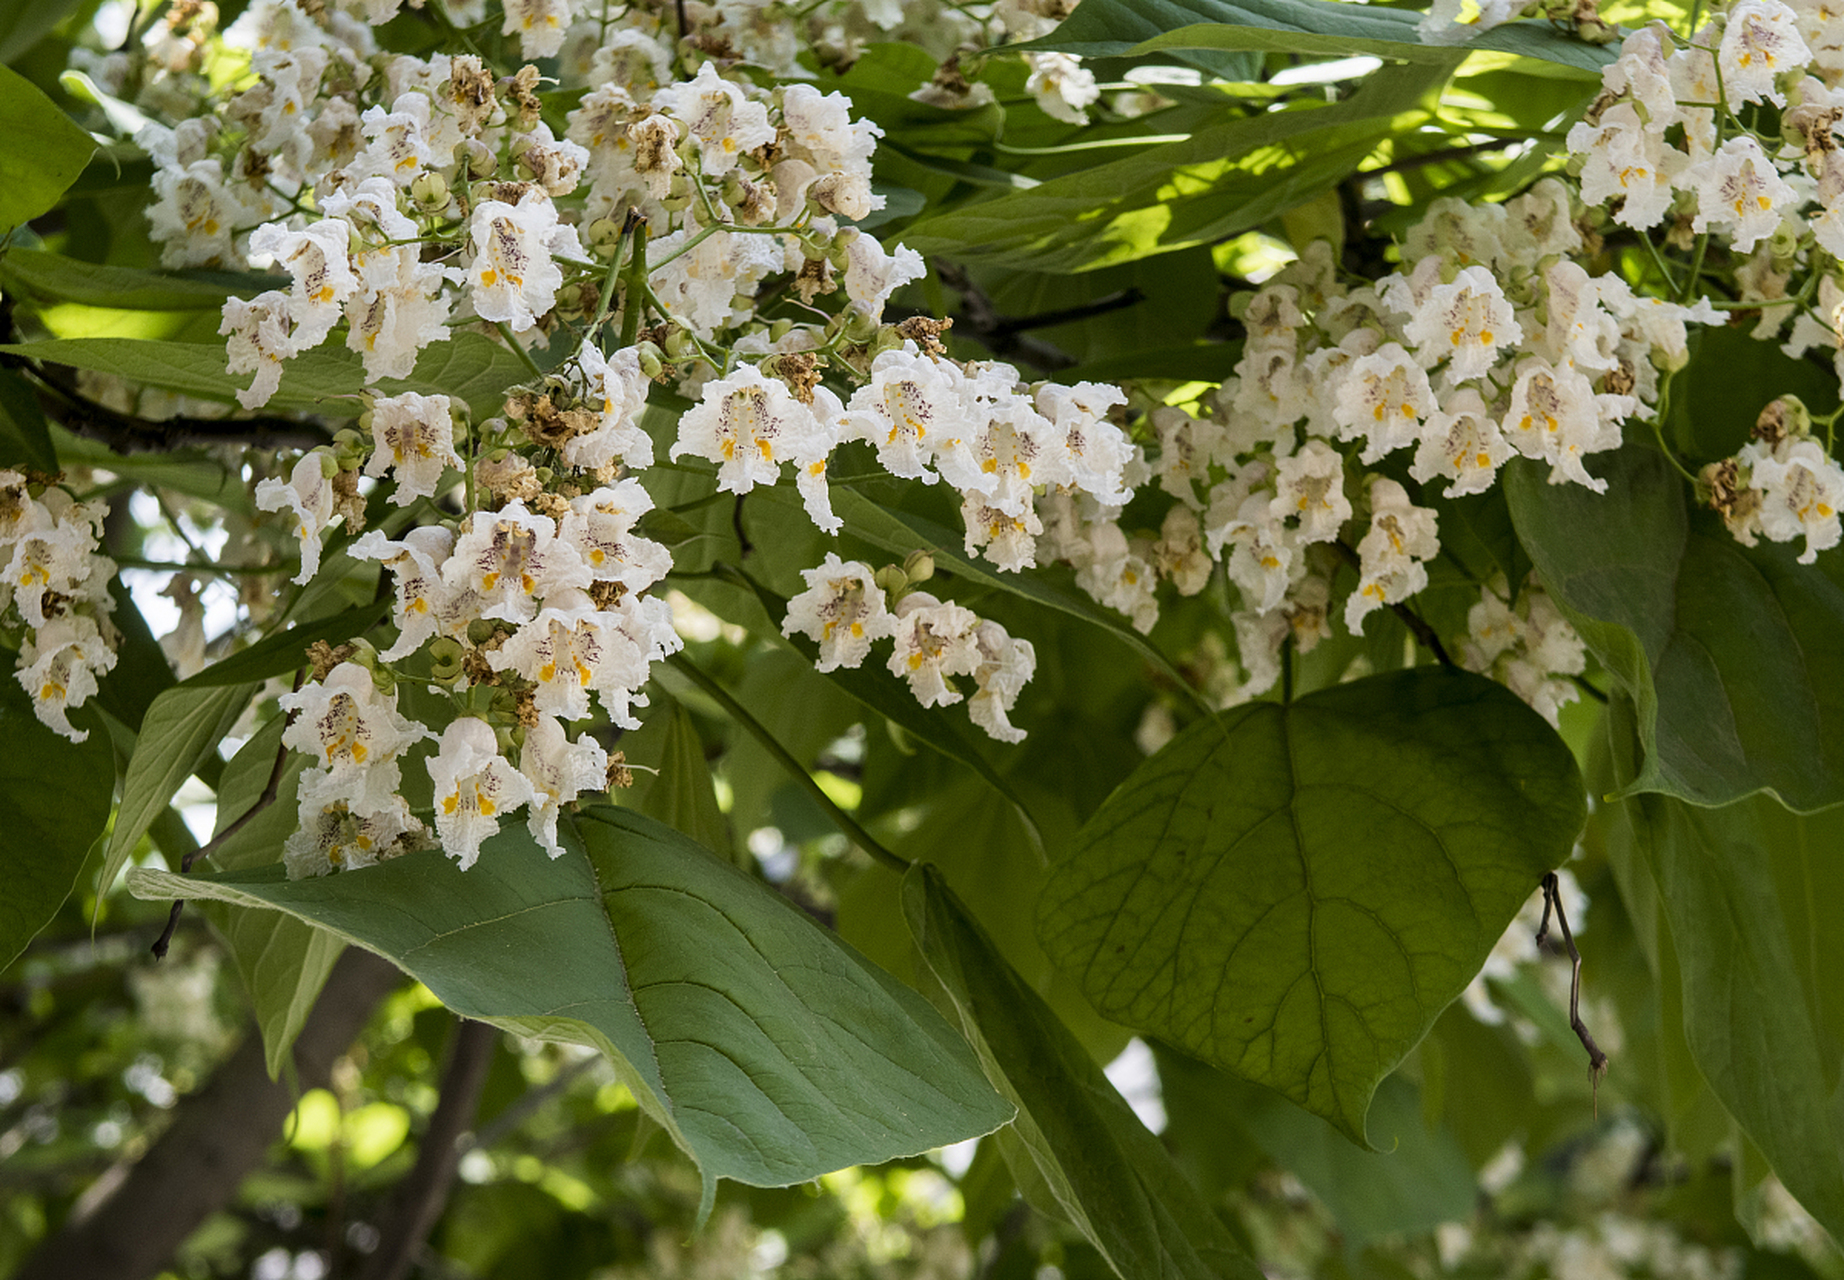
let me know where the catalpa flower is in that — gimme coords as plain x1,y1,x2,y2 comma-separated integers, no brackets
520,714,607,859
1398,264,1522,381
1749,436,1844,562
249,219,358,349
887,591,982,707
843,345,970,481
671,365,825,494
653,63,775,176
466,192,577,333
445,502,591,625
352,526,471,661
279,663,428,816
221,290,297,411
255,451,336,584
563,344,654,472
487,587,653,723
1270,439,1350,544
17,614,117,742
968,619,1035,743
1412,388,1514,496
1720,0,1810,109
283,797,425,879
343,245,459,382
963,496,1044,572
937,389,1061,518
1345,480,1440,633
559,483,673,595
1334,343,1437,463
1686,135,1799,252
1033,381,1133,504
1567,104,1687,231
428,717,534,870
782,553,896,672
364,391,461,506
1501,357,1629,491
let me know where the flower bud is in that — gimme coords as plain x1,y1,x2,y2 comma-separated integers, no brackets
872,564,908,597
317,450,342,480
427,636,466,683
467,618,500,646
586,216,624,259
409,171,449,210
635,342,665,379
902,550,935,584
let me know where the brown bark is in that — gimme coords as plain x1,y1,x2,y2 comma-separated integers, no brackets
12,947,403,1280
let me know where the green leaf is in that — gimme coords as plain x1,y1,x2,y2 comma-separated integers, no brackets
0,248,273,311
0,64,95,229
630,698,733,861
1036,668,1584,1143
0,364,56,471
98,681,255,900
0,676,113,971
0,331,535,423
127,805,1014,1215
1598,698,1844,1245
1156,1052,1477,1245
1024,0,1614,76
1504,445,1844,811
0,0,85,64
896,61,1453,273
195,716,342,1079
903,864,1264,1280
181,600,391,689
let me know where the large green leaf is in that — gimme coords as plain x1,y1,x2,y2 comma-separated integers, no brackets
629,698,734,861
0,64,94,229
1036,668,1584,1143
903,864,1264,1280
1504,445,1844,811
0,248,272,311
128,805,1014,1214
98,681,255,899
897,62,1452,273
0,0,85,64
0,364,56,471
1026,0,1614,76
0,331,534,423
196,716,343,1079
0,675,113,971
1598,698,1844,1246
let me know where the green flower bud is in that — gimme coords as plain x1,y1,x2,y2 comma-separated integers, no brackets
428,636,466,683
635,342,665,379
902,550,935,584
872,564,908,598
409,171,449,210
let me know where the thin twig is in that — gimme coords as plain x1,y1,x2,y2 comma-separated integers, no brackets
665,653,912,874
1535,870,1610,1112
151,673,305,959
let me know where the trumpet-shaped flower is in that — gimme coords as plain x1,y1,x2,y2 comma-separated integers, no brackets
782,554,896,671
17,614,117,742
255,452,336,584
520,714,607,858
887,591,981,707
1344,480,1440,633
671,365,826,494
364,391,462,505
428,717,534,870
445,503,591,625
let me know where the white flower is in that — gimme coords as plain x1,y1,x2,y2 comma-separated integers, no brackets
1334,343,1437,463
255,452,336,584
1413,387,1515,495
343,244,459,382
364,392,461,505
1685,135,1799,252
1216,492,1296,616
249,219,358,349
488,588,652,722
671,365,826,494
352,526,470,661
1751,437,1844,561
645,227,783,338
963,496,1045,572
17,614,117,742
1153,505,1213,596
221,290,297,411
428,717,535,870
466,191,573,333
782,553,896,671
445,502,591,624
559,483,673,595
1567,104,1687,231
502,0,574,58
1344,479,1440,633
148,159,253,268
4,492,106,629
1397,264,1522,380
1541,261,1625,373
1025,53,1100,125
520,714,607,859
968,620,1035,743
1033,381,1133,503
1076,521,1162,633
843,345,970,481
564,344,655,472
787,386,847,535
279,662,428,817
1501,357,1629,491
1720,0,1810,109
1604,23,1680,126
355,92,438,186
652,63,776,175
283,797,424,879
841,231,925,319
937,386,1062,517
887,591,982,707
1270,439,1351,543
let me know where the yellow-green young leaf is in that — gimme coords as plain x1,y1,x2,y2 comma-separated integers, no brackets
196,717,342,1080
903,865,1264,1280
1505,443,1844,811
98,681,255,900
0,64,94,229
126,806,1014,1219
895,61,1452,274
0,678,113,971
1598,697,1844,1246
1022,0,1615,76
1037,668,1584,1144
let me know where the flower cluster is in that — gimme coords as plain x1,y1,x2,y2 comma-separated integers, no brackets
2,470,121,743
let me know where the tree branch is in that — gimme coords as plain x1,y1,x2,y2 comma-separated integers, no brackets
1535,870,1610,1110
12,948,404,1280
355,1018,499,1280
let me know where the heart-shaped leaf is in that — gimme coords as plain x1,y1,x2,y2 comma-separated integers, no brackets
1036,668,1584,1142
129,804,1014,1214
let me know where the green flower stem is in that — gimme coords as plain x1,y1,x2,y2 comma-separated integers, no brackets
496,321,545,380
618,218,652,349
665,652,912,875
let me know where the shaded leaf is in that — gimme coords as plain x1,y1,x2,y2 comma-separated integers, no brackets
1037,668,1584,1143
1026,0,1613,76
0,0,85,63
1504,445,1844,811
897,62,1452,273
181,600,391,688
196,717,342,1078
0,677,112,971
0,64,94,229
128,805,1014,1215
904,864,1264,1280
630,698,733,861
99,681,255,900
0,247,273,311
0,364,56,471
1598,697,1844,1246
